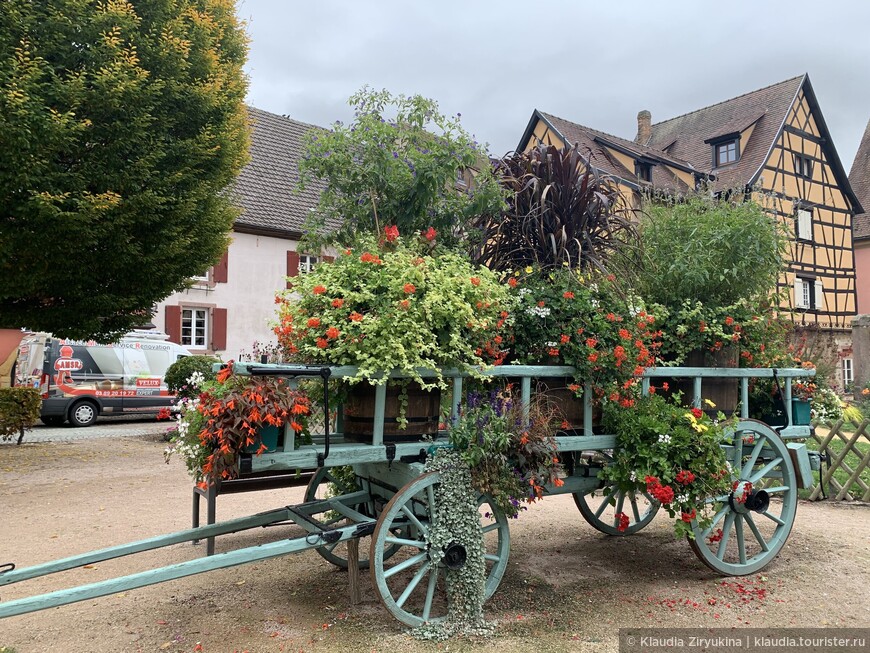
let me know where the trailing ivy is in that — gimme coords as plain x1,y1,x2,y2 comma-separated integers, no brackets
413,450,494,641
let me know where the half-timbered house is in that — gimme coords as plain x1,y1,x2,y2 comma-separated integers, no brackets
518,74,864,385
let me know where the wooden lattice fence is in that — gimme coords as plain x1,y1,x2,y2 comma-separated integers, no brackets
805,419,870,501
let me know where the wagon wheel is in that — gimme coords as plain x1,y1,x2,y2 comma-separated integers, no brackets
573,452,660,535
370,471,510,627
304,467,392,570
689,419,797,576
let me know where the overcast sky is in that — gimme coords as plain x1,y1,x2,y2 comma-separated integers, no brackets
239,0,870,169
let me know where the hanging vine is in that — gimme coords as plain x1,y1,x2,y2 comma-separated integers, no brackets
412,449,495,641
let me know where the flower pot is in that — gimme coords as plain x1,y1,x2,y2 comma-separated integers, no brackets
792,398,812,426
343,381,441,443
672,347,739,417
243,424,281,454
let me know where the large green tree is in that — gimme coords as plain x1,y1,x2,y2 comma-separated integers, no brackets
0,0,249,340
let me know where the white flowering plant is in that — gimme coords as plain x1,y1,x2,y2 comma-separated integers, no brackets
506,266,659,396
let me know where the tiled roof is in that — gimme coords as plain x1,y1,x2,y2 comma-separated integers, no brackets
232,107,333,236
648,76,804,190
534,112,696,192
849,119,870,239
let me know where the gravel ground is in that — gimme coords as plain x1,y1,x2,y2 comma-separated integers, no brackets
0,434,868,653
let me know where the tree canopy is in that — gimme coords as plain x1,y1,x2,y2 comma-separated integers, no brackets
298,87,506,249
0,0,249,340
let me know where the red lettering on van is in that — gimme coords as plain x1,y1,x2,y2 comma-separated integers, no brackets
135,378,161,388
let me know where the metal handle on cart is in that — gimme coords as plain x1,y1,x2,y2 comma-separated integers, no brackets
244,365,333,466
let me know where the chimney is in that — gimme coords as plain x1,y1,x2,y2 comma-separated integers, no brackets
636,110,651,145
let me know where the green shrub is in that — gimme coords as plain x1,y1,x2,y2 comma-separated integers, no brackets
164,355,219,399
0,387,41,443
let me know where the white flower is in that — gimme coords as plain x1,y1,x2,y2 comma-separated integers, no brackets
518,288,531,297
524,305,551,318
676,493,689,504
629,471,638,482
657,433,672,445
546,341,558,348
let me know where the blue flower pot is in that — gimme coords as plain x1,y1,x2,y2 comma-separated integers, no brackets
791,399,812,426
244,425,280,453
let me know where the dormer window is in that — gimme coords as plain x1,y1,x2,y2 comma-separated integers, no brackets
705,132,741,168
794,154,813,179
715,139,739,166
635,162,652,182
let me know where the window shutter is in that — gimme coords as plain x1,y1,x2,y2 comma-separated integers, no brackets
213,250,229,283
286,251,300,289
814,280,825,310
322,255,334,264
797,209,812,240
794,278,806,309
165,305,182,344
212,308,227,351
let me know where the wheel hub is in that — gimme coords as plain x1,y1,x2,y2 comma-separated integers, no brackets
442,542,467,569
744,489,770,513
728,481,769,513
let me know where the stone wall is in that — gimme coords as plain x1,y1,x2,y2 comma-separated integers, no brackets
791,325,852,391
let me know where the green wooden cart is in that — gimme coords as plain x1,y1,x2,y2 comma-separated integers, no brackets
0,363,816,626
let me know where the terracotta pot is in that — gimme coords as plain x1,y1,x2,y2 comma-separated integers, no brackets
343,381,441,443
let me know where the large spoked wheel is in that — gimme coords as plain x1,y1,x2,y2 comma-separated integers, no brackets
304,467,382,569
370,471,510,627
574,484,660,536
689,419,798,576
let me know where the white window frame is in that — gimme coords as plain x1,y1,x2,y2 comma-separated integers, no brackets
842,357,853,389
181,307,209,349
298,254,319,275
455,168,468,187
796,208,813,241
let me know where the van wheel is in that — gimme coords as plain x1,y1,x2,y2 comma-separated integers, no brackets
68,401,98,427
40,416,65,426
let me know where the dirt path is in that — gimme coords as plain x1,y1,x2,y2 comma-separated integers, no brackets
1,436,868,653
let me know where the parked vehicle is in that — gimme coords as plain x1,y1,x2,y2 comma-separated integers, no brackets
14,330,191,427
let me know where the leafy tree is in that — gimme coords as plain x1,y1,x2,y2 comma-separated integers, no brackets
298,87,506,248
0,0,249,341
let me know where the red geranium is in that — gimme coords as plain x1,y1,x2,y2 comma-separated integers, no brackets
384,225,399,242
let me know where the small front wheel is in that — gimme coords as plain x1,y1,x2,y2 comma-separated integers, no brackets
688,419,797,576
68,400,98,427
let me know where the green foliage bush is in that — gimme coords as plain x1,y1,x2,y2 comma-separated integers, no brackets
0,387,41,442
632,190,788,308
0,0,249,340
165,355,219,399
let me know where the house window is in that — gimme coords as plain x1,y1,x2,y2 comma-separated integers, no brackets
715,140,739,166
794,154,813,179
842,357,853,389
635,162,652,182
181,308,208,348
455,168,467,187
794,277,824,310
191,270,209,283
796,208,813,241
298,254,319,274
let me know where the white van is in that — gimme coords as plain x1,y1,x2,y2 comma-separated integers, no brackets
14,330,191,427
